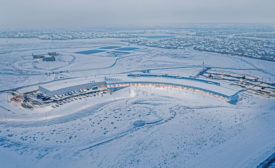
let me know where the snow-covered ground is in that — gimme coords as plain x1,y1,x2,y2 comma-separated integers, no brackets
0,26,274,168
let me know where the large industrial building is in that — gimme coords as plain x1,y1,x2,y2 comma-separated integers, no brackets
39,79,107,98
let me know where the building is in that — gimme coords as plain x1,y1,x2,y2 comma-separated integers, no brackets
32,54,44,60
48,52,57,56
39,80,107,98
43,56,56,62
33,52,58,61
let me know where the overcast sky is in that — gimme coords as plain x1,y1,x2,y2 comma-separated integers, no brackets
0,0,274,29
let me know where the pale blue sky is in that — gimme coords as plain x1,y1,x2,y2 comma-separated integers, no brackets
0,0,274,28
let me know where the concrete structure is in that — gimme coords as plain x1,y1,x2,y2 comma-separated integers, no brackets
39,80,107,98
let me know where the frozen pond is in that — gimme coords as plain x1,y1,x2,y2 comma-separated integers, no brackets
115,47,139,51
75,49,105,55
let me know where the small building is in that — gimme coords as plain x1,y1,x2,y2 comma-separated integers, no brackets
43,56,56,62
33,52,58,61
32,54,45,60
48,52,57,56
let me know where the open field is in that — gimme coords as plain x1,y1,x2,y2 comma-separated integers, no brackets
0,26,274,168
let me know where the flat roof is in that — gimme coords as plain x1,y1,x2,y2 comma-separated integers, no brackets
39,78,105,92
120,75,239,96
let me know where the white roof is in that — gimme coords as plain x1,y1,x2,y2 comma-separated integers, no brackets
130,77,239,96
40,78,105,91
